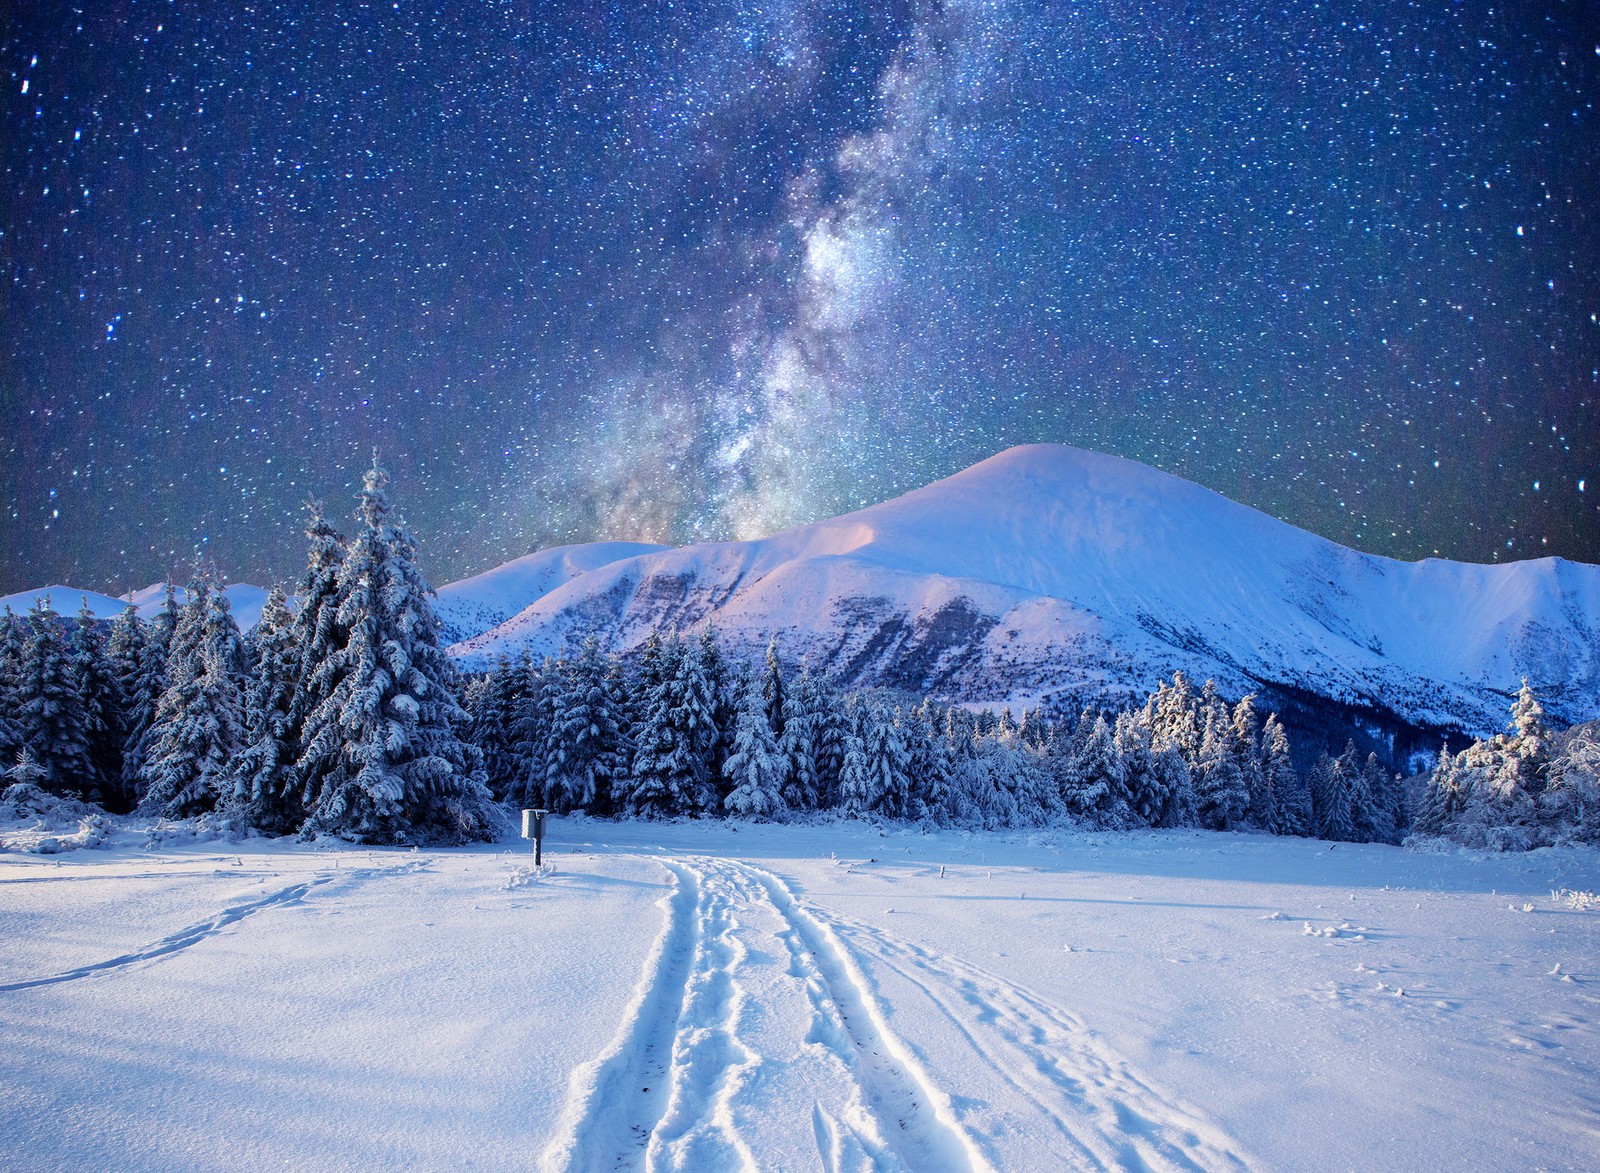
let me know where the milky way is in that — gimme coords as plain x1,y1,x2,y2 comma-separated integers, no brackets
3,0,1596,595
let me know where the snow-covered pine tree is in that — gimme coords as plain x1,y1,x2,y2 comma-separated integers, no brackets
930,708,976,827
1194,705,1249,830
809,673,846,808
999,710,1058,825
724,674,786,820
228,585,303,833
1357,752,1399,844
1410,744,1458,837
1062,713,1128,828
138,581,252,819
697,627,736,800
1539,730,1600,845
1146,672,1203,764
903,698,952,822
837,695,874,815
468,653,535,801
1313,744,1358,842
1232,695,1271,828
761,638,787,743
122,585,178,799
70,597,123,807
544,637,627,814
140,638,247,820
625,635,719,817
299,459,496,844
1113,710,1159,827
777,665,822,812
0,608,22,767
1261,716,1309,836
104,603,148,810
509,656,562,810
974,716,1030,827
287,500,350,811
864,703,915,819
15,596,94,800
1152,743,1197,827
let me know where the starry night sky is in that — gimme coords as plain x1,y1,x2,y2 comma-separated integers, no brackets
3,0,1597,597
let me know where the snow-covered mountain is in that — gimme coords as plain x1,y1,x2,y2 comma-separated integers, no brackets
0,582,274,631
432,541,669,645
449,445,1600,740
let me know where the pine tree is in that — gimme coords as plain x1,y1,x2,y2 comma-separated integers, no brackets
299,458,496,844
14,596,95,800
1233,695,1271,828
510,656,562,810
1194,706,1249,830
837,696,874,815
544,637,627,814
627,637,707,818
228,586,302,833
1062,714,1128,828
123,585,179,799
0,608,24,767
1262,717,1309,836
1411,744,1458,837
1113,710,1160,826
761,638,787,743
724,675,786,820
864,703,914,819
1313,744,1358,842
138,582,252,819
778,666,822,812
1539,731,1600,845
104,603,148,811
287,500,350,812
697,627,736,800
469,653,537,801
903,698,952,821
70,598,123,807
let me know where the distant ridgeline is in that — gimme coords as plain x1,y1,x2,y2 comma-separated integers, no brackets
3,449,1595,850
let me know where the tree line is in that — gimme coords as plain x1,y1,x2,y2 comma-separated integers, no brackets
21,454,1591,852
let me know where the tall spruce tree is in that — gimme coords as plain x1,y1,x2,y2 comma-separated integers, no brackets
104,604,148,811
299,458,496,844
138,581,252,819
544,638,627,814
1262,716,1309,835
724,674,786,819
229,586,303,833
288,500,350,812
15,596,94,799
0,608,25,767
70,598,123,807
123,585,179,798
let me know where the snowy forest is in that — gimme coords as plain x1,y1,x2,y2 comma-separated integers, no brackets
2,459,1594,852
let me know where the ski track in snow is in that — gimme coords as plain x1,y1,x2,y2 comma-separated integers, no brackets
0,861,424,993
767,874,1255,1173
545,855,990,1172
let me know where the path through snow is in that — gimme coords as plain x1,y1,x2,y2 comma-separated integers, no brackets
545,855,1251,1172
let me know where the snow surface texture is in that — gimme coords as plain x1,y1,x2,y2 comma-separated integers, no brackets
445,446,1600,737
3,820,1597,1171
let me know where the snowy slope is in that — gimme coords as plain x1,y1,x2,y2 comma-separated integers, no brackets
450,445,1600,738
3,821,1596,1171
432,541,669,646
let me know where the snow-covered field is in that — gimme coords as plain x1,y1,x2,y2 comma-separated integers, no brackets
2,820,1597,1171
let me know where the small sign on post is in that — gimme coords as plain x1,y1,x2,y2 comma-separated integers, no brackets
521,808,549,866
